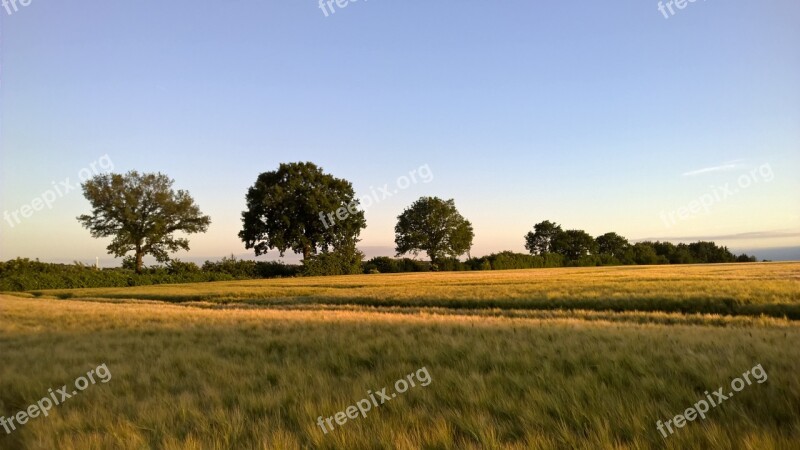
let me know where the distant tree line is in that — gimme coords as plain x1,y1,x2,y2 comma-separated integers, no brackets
0,161,760,291
520,220,756,266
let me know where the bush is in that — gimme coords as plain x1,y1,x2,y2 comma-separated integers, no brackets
542,253,565,267
363,257,430,273
465,257,491,270
0,258,236,291
255,261,301,278
435,258,469,271
202,255,257,278
303,246,364,276
167,259,201,275
570,255,601,267
489,251,543,270
401,258,430,272
365,257,401,274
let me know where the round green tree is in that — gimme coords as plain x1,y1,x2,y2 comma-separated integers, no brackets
239,162,366,261
395,196,474,264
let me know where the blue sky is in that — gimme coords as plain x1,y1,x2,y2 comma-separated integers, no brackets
1,0,799,264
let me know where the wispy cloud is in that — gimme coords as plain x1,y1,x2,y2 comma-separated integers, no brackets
636,230,800,243
682,159,746,177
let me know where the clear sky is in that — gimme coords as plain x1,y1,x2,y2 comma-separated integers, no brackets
1,0,799,264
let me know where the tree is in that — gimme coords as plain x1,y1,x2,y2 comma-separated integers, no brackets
395,197,474,265
736,253,757,263
77,171,211,274
687,241,735,263
239,162,366,261
551,229,598,261
672,243,695,264
524,220,562,255
632,242,660,265
651,241,677,262
596,232,630,260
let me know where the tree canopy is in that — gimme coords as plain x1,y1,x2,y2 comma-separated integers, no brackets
596,232,631,260
239,162,366,260
551,229,598,261
395,197,474,264
524,220,562,255
77,171,210,273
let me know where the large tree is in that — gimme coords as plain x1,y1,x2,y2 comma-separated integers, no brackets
551,229,598,261
77,171,211,274
239,162,366,260
395,197,474,264
524,220,562,255
596,232,630,258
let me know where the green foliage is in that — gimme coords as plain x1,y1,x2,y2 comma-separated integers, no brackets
632,242,661,265
524,220,562,255
77,171,211,273
490,251,540,270
596,232,631,263
400,258,430,272
542,252,565,267
166,259,201,275
465,251,567,270
395,197,474,262
0,257,303,292
552,229,598,261
687,241,736,263
0,258,233,291
121,255,139,271
487,251,542,270
302,244,364,276
669,244,695,264
737,254,757,263
364,256,397,273
254,261,302,278
363,257,430,273
239,162,366,260
200,255,301,279
433,257,469,272
202,255,258,278
525,220,755,267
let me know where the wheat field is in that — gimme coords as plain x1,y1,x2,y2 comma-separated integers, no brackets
2,263,799,449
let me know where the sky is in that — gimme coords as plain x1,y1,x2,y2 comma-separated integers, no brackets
1,0,799,264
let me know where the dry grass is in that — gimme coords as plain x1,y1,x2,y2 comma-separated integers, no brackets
2,263,800,449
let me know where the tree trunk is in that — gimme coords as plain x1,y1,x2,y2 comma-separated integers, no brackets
135,248,144,274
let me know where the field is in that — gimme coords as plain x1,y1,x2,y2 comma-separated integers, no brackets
2,263,799,449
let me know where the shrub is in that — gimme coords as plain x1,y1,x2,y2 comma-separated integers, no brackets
435,258,469,271
401,258,430,272
202,255,257,278
255,261,301,278
303,246,364,276
489,251,543,270
0,258,234,292
167,259,201,275
366,257,401,274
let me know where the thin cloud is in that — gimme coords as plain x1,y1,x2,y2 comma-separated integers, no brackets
636,230,800,243
682,159,746,177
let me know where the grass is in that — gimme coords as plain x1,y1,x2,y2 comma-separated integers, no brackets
1,263,799,449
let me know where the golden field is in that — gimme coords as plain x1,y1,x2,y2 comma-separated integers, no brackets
1,263,799,449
